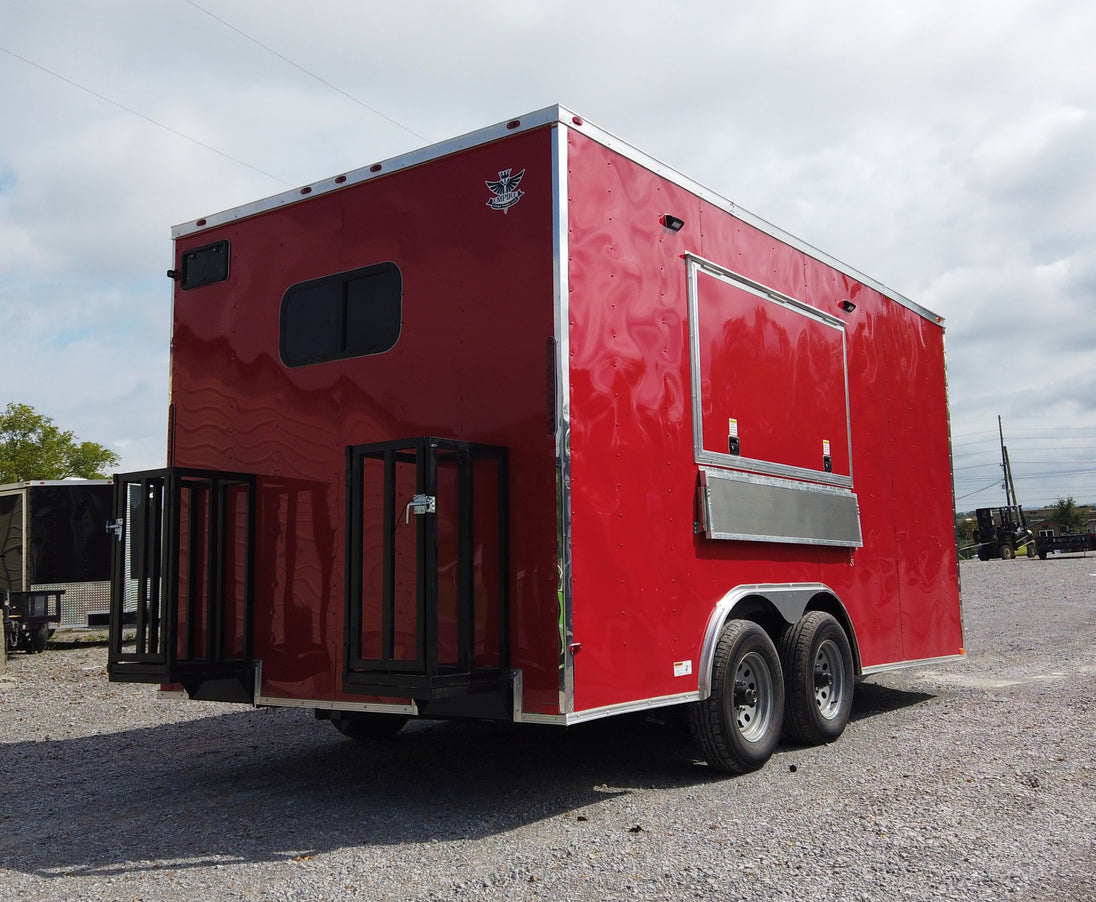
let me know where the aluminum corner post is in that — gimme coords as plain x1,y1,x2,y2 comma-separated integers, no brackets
552,119,576,718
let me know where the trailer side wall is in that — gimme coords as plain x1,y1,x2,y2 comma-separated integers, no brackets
564,128,960,712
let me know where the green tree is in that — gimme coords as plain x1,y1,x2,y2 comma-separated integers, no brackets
0,402,120,483
1051,496,1088,535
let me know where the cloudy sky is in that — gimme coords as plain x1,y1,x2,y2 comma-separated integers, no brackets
2,0,1094,509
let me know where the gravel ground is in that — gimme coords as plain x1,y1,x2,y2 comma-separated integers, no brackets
1,557,1094,901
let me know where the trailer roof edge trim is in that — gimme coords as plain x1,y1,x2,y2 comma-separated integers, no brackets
171,104,942,326
0,479,113,492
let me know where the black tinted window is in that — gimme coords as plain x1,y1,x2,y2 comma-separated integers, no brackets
280,262,401,366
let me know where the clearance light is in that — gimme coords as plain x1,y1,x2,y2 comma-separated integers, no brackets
661,213,685,231
840,300,857,313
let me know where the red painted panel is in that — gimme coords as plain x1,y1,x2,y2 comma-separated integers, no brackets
171,128,561,711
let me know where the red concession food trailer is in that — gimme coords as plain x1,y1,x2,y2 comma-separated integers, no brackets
108,106,963,773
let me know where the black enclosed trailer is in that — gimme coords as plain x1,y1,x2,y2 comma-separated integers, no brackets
0,481,115,645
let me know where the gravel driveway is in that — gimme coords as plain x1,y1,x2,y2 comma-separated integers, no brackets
1,557,1094,901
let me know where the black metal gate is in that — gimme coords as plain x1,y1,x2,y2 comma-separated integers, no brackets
344,437,510,707
107,468,256,702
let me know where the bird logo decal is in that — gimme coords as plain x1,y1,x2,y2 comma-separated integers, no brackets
485,168,525,213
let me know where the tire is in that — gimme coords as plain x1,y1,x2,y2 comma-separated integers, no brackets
329,712,410,740
688,619,784,773
778,612,855,745
1026,544,1036,558
1000,543,1015,560
977,545,990,561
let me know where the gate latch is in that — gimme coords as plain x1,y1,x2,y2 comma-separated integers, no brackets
404,494,437,523
105,519,124,540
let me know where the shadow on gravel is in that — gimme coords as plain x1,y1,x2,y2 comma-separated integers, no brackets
0,707,713,878
0,682,936,879
44,638,111,651
848,682,935,723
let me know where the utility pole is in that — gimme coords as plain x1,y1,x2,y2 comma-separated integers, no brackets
999,415,1011,507
998,415,1026,528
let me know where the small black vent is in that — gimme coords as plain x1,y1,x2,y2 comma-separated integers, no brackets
180,240,230,290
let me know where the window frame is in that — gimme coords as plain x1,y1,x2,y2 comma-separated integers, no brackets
279,261,402,367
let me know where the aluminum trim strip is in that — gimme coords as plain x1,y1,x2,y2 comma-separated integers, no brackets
564,691,701,724
694,450,853,489
861,653,965,676
518,712,569,725
552,122,576,717
0,479,112,491
519,691,702,725
255,695,419,715
942,331,967,653
173,106,569,238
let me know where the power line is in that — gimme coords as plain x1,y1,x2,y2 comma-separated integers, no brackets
0,44,292,187
184,0,432,144
956,482,1002,502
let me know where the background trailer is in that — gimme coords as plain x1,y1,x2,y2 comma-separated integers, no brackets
0,480,114,641
108,106,962,773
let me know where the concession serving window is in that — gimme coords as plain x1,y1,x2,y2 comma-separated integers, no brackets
685,254,861,547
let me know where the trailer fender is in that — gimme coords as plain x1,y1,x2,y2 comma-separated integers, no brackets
697,583,861,700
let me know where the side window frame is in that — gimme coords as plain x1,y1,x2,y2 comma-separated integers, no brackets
280,262,402,367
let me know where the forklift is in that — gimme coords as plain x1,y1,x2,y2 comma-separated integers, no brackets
973,506,1035,560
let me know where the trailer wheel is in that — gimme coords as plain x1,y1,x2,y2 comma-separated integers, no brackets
778,612,854,745
1000,543,1015,560
329,712,410,740
688,619,784,773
